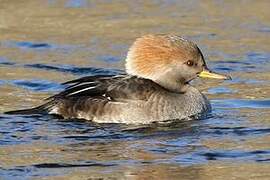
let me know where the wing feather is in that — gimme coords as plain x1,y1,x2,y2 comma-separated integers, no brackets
47,74,162,102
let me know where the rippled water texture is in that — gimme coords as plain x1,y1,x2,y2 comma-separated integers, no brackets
0,1,270,179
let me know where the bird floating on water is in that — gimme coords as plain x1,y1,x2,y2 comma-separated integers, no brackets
6,34,231,124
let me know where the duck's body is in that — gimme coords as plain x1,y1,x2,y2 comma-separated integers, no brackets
42,75,210,124
5,34,229,124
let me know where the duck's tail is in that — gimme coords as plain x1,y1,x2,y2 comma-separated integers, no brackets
4,101,55,115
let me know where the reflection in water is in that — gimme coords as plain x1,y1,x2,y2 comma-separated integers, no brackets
0,111,269,179
0,0,270,179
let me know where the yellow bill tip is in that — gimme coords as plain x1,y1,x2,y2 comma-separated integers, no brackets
198,70,231,80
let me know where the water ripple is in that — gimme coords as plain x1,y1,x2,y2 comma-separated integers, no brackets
33,162,115,168
199,150,270,161
24,63,124,76
212,99,270,109
207,126,270,136
0,57,15,66
212,52,270,73
10,79,64,92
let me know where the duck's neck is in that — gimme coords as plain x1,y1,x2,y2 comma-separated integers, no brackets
154,78,190,93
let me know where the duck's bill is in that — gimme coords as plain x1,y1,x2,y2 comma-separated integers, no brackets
198,69,231,80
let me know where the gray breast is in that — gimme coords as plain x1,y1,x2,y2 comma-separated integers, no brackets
146,86,211,122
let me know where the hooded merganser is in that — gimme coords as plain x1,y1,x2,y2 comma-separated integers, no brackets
5,34,231,124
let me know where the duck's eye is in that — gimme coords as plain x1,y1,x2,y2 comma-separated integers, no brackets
186,60,194,66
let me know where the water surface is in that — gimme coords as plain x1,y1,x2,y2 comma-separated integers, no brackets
0,0,270,179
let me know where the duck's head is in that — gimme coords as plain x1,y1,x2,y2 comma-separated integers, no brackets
125,34,231,92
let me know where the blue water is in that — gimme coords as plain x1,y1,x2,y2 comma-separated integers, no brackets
1,1,270,179
1,40,270,179
1,55,270,178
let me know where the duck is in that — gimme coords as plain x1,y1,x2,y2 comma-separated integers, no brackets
5,34,231,124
